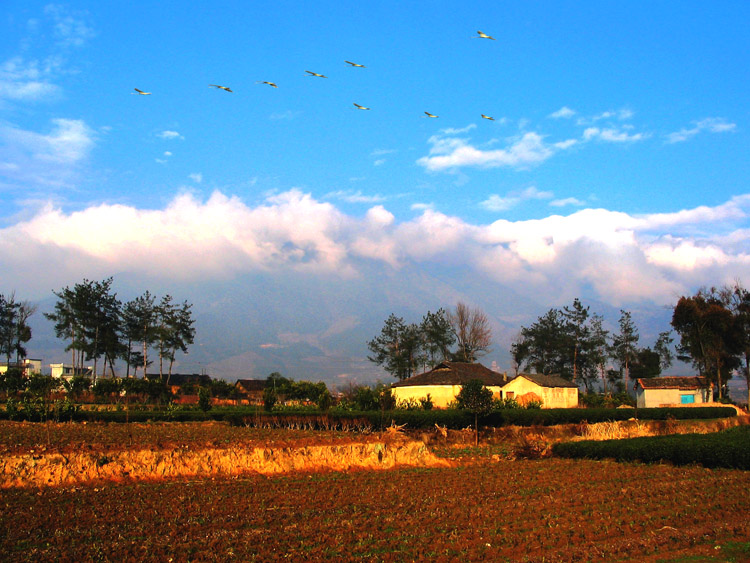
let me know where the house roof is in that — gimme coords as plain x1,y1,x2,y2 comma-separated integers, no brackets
391,361,509,388
512,373,578,388
636,376,711,390
148,373,212,386
235,379,267,392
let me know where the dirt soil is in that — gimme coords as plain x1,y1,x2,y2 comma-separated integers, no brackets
1,417,747,488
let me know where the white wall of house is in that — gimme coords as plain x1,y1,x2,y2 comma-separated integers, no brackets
391,384,504,409
50,363,93,380
636,387,710,408
500,377,578,408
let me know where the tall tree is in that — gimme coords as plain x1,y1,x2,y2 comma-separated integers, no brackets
671,288,741,399
512,308,570,378
612,310,639,383
588,313,611,393
367,314,422,380
420,308,455,368
165,300,196,383
561,298,591,386
726,282,750,407
449,302,492,363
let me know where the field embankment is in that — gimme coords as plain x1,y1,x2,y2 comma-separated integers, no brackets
0,422,450,488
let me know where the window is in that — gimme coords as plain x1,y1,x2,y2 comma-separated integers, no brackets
680,394,695,404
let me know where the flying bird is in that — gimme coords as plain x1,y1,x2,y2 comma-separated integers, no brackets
353,103,370,110
474,30,496,40
345,60,366,68
209,84,233,92
132,88,151,95
481,114,495,121
256,81,278,88
423,112,439,118
305,70,327,78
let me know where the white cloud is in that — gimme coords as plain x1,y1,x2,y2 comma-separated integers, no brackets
189,173,203,183
158,130,183,140
549,106,576,119
481,186,554,212
0,57,61,102
0,118,95,187
326,190,386,204
583,127,647,143
418,131,574,171
1,190,749,308
549,197,586,208
666,118,737,144
44,5,95,48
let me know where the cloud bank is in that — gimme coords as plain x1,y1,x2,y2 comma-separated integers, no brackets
2,190,749,307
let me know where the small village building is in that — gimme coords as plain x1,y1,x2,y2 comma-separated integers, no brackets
634,376,712,408
235,379,267,404
157,373,212,394
391,361,509,409
0,359,42,376
50,363,93,381
501,374,579,408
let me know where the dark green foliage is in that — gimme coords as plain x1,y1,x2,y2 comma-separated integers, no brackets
198,387,212,411
553,425,750,469
0,367,26,395
263,387,277,411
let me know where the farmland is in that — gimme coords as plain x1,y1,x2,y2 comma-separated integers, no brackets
2,421,750,562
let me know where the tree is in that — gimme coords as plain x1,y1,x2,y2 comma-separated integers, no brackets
726,282,750,407
420,309,455,368
612,310,639,383
129,291,158,378
671,288,741,399
654,331,675,372
456,379,494,446
367,314,422,380
561,298,591,387
0,293,36,365
512,308,569,377
588,314,611,393
629,348,662,380
449,302,492,362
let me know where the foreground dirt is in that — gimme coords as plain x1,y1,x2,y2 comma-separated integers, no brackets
2,458,748,562
2,418,747,488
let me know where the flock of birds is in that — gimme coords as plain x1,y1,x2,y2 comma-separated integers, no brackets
132,31,499,120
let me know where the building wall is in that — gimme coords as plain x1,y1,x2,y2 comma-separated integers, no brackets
391,385,504,409
637,387,709,408
501,377,578,409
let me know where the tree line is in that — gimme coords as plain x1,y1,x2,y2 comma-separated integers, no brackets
368,281,750,405
43,277,196,383
512,298,673,393
367,302,493,380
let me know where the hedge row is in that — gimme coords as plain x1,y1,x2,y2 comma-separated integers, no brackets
552,425,750,470
0,405,736,427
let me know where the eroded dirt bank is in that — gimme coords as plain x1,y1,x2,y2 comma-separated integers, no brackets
1,440,450,488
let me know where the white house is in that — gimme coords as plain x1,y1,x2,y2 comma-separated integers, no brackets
50,363,94,381
634,376,712,408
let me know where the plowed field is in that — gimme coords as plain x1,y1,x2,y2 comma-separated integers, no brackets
2,422,749,562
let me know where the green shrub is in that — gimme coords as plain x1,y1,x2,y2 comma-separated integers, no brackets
553,426,750,469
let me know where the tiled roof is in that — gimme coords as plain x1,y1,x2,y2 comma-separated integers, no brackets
513,373,578,388
391,362,509,387
235,379,267,392
636,376,711,390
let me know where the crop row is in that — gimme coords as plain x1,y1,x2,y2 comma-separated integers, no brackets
553,425,750,469
9,405,733,428
2,457,749,562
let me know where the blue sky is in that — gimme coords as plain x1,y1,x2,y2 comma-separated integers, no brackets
1,2,749,384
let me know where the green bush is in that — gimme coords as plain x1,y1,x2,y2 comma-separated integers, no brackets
552,425,750,469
